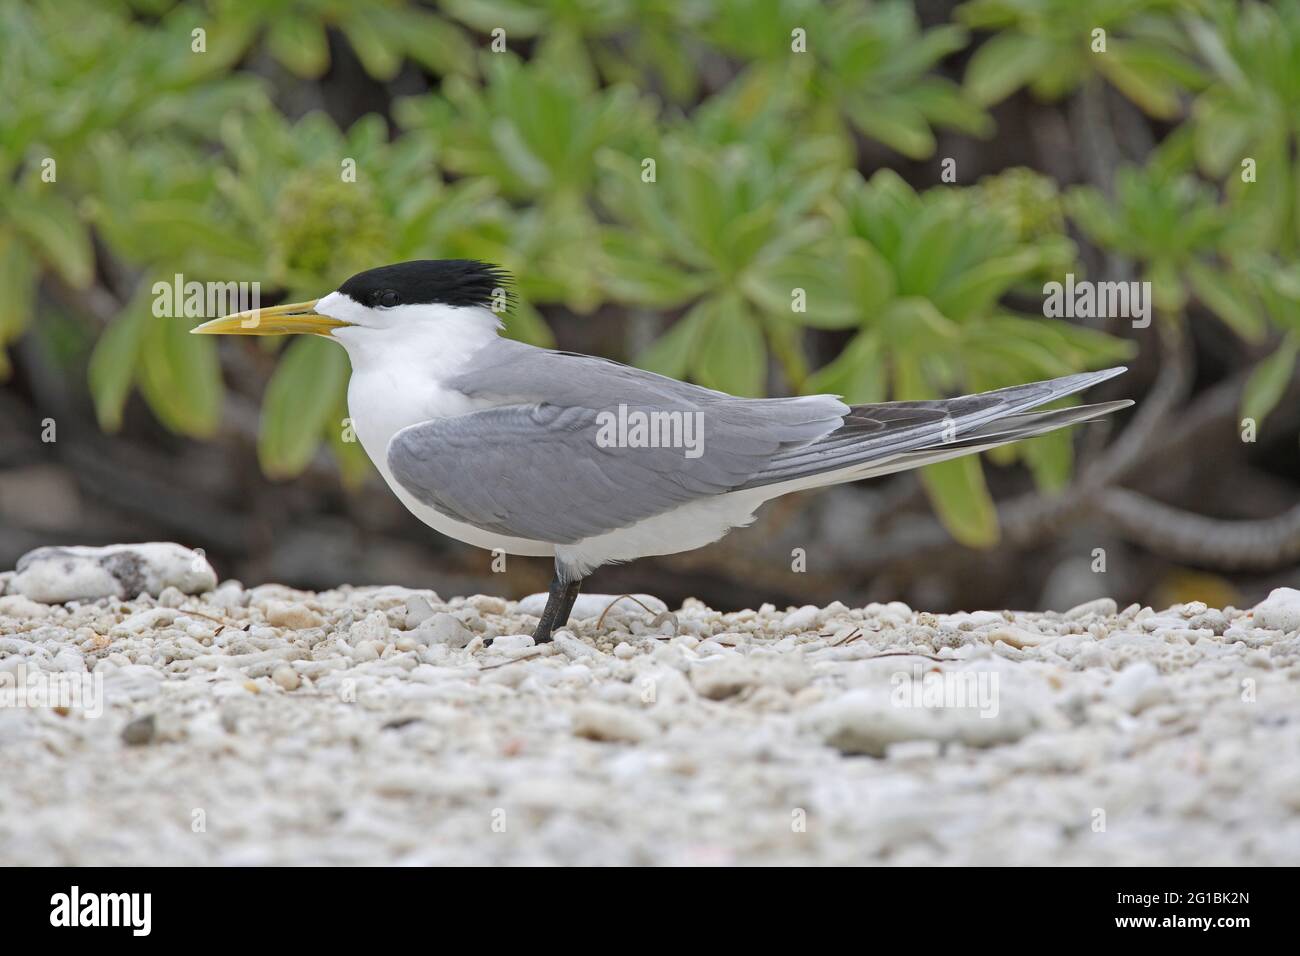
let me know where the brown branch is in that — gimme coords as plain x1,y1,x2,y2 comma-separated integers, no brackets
1099,489,1300,570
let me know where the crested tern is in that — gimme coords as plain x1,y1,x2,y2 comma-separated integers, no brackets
194,259,1132,642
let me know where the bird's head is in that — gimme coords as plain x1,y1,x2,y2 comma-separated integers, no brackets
191,259,512,340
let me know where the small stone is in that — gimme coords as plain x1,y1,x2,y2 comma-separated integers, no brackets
489,634,535,653
571,703,656,743
781,604,820,632
413,613,473,648
272,666,300,691
691,657,758,700
1107,661,1168,715
264,601,323,630
986,626,1045,649
1188,609,1229,636
157,586,186,609
112,608,177,635
1063,597,1117,620
1252,588,1300,634
469,595,508,615
807,685,1037,757
121,714,156,746
0,595,50,619
11,542,217,603
404,594,435,628
553,630,599,660
349,610,392,645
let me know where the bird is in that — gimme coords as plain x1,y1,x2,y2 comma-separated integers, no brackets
194,259,1132,643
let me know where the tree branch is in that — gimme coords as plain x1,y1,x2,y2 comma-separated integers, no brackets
1099,489,1300,570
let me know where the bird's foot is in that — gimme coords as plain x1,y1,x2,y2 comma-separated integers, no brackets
527,570,582,646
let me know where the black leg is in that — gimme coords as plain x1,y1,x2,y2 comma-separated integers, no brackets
531,570,582,644
555,575,582,628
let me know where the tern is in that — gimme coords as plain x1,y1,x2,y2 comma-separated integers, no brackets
194,259,1131,643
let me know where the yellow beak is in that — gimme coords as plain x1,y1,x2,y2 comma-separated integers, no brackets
189,299,348,336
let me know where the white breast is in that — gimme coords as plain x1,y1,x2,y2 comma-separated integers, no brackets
327,299,556,558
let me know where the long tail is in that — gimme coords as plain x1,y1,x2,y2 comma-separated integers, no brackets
745,367,1131,491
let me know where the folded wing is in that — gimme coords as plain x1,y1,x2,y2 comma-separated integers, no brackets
388,341,1127,544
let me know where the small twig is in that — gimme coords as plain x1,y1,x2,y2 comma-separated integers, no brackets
595,594,660,630
829,627,862,647
478,651,543,671
861,652,947,663
183,608,249,631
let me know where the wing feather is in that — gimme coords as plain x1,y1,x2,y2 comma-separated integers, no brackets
388,341,1126,544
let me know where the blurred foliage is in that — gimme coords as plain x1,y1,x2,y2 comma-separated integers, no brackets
1,0,1295,547
959,0,1205,116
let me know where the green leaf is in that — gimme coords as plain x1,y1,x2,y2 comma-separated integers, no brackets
1096,50,1183,119
266,15,329,78
0,230,37,345
964,32,1055,106
258,335,350,479
1241,333,1298,429
691,294,766,396
1147,258,1186,314
1186,261,1268,344
138,317,223,437
934,248,1043,322
87,307,147,432
1193,94,1256,177
744,237,892,329
880,297,959,350
637,307,705,380
9,192,94,287
391,10,475,78
919,455,1000,548
910,78,993,137
600,231,712,308
803,330,886,404
1020,427,1074,493
844,96,935,160
340,14,402,80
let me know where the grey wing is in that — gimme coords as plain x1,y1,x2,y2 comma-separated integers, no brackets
386,401,838,544
742,367,1129,489
395,338,1126,541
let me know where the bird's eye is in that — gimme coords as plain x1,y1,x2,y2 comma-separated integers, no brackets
377,290,399,308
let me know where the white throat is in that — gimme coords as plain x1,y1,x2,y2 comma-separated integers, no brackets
319,294,503,379
315,294,504,480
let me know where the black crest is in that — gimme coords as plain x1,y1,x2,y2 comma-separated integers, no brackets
337,260,512,310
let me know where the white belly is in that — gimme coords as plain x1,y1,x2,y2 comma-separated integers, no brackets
346,366,555,558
